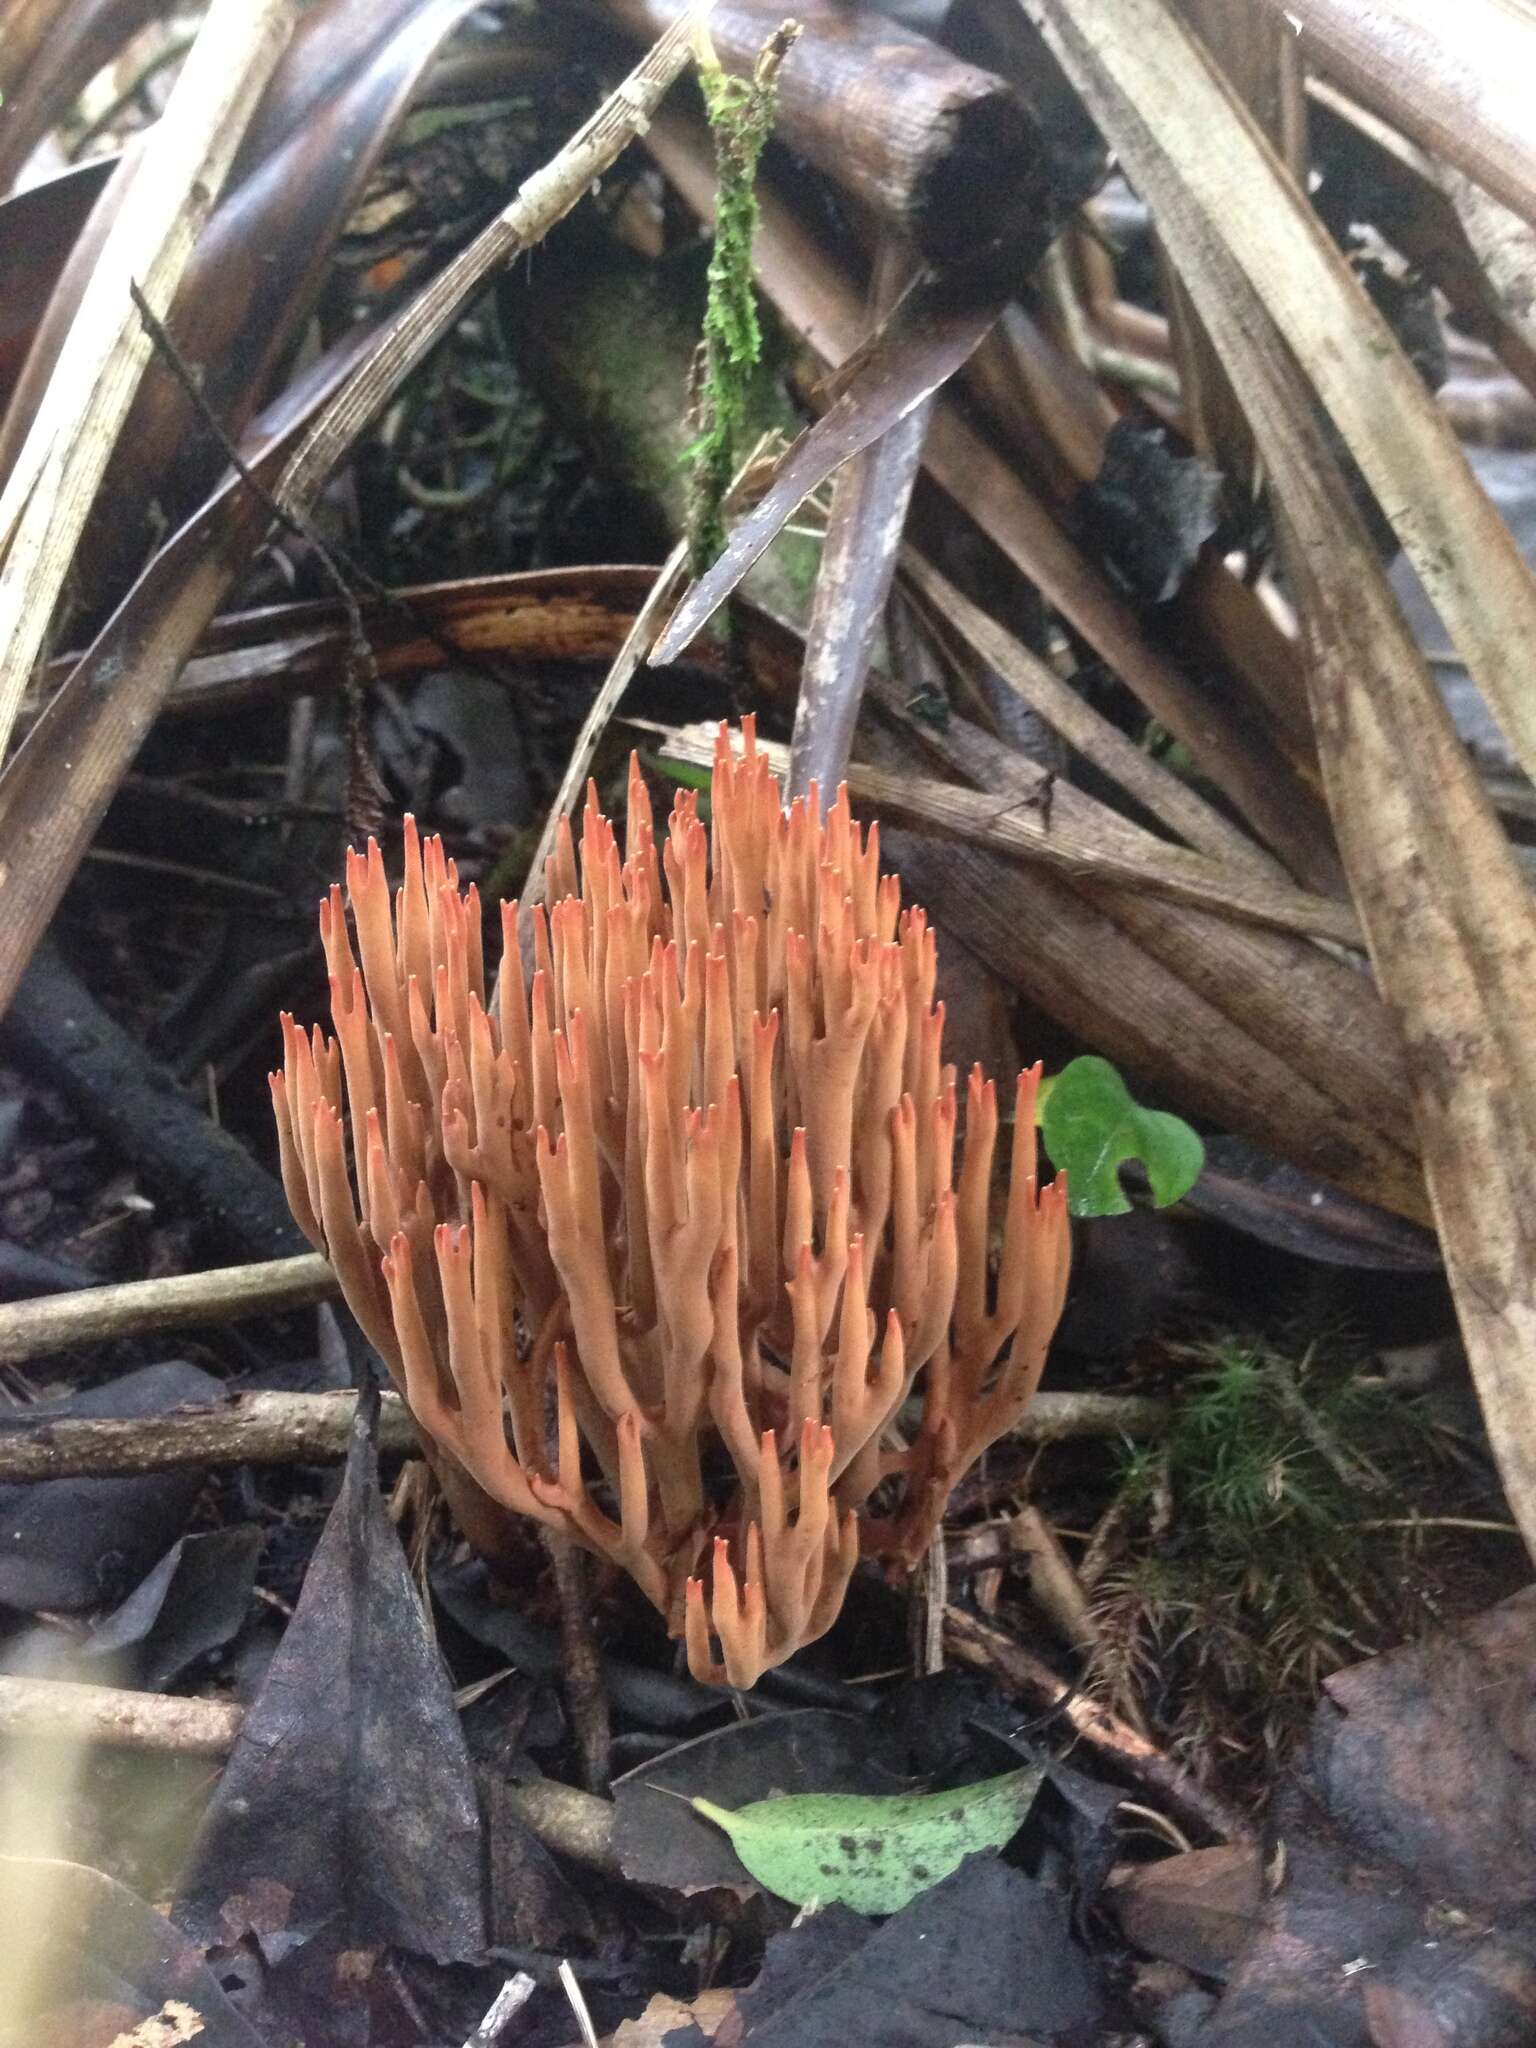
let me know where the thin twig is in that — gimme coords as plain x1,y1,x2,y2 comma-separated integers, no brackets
944,1605,1250,1844
518,543,692,916
517,433,778,924
0,1675,243,1756
0,1676,622,1869
0,1389,417,1480
463,1974,537,2048
0,1254,336,1366
559,1960,602,2048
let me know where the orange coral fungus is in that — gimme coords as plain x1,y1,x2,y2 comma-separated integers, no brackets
272,721,1070,1687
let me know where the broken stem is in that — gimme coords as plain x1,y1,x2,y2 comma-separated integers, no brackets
0,1253,337,1365
0,1388,417,1480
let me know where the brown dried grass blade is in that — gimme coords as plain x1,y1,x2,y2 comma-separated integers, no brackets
0,0,295,765
1031,0,1536,1552
1275,0,1536,232
1025,0,1536,791
642,718,1363,947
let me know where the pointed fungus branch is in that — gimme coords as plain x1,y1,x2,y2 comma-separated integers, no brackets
272,722,1071,1685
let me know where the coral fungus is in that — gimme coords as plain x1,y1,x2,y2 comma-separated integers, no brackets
272,721,1070,1686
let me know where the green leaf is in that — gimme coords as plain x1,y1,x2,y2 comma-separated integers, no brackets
1039,1055,1204,1218
690,1764,1043,1914
644,751,713,799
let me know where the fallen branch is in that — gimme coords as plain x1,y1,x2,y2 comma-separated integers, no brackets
599,0,1078,260
3,941,305,1263
0,1674,243,1757
0,1386,1158,1482
0,1254,336,1365
0,1675,621,1870
0,1388,417,1480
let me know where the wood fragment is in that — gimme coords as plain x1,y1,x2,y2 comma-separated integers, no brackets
600,0,1065,259
0,1676,622,1869
0,1389,417,1479
0,1254,337,1365
944,1606,1250,1844
0,0,295,766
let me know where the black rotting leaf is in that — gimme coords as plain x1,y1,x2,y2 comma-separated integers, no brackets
435,1553,721,1734
482,1770,598,1952
0,1361,223,1613
82,1526,265,1692
613,1708,902,1898
726,1854,1104,2046
1078,416,1222,605
0,1853,267,2048
176,1386,484,1966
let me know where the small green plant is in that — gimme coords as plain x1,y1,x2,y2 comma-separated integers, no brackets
1038,1054,1204,1216
686,25,798,573
1088,1335,1440,1790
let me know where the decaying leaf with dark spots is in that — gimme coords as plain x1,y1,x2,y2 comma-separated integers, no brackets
691,1765,1045,1914
1203,1592,1536,2045
1309,1585,1536,1914
175,1386,484,1966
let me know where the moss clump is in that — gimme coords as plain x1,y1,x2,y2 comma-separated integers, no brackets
687,28,797,574
1088,1335,1446,1792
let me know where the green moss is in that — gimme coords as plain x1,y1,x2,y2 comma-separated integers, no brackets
687,39,786,574
1090,1334,1447,1791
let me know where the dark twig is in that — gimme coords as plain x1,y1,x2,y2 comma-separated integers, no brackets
545,1529,613,1794
945,1606,1251,1844
4,941,304,1263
